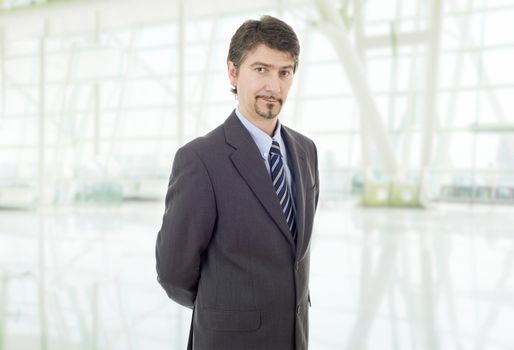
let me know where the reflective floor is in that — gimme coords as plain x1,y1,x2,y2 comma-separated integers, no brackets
1,201,513,349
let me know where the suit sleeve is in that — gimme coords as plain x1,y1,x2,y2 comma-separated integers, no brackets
155,146,216,308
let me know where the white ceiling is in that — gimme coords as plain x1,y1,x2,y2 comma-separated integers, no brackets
0,0,312,41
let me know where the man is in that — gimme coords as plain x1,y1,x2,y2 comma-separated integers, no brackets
156,15,319,350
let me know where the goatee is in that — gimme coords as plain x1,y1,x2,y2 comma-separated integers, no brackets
255,96,282,119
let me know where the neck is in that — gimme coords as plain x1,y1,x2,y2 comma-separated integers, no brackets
239,108,278,137
252,117,278,137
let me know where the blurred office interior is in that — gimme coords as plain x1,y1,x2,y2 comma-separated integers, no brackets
0,0,513,349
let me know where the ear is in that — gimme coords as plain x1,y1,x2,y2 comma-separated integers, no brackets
227,61,238,88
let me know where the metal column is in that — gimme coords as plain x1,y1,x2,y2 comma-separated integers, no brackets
314,0,399,177
419,0,443,198
177,0,185,146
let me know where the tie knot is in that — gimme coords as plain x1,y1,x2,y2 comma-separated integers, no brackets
270,140,282,156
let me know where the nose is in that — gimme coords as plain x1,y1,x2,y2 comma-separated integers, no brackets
265,74,281,93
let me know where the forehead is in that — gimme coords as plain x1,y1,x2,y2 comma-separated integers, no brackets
241,44,294,67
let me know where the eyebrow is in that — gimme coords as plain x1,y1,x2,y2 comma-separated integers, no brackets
250,62,294,70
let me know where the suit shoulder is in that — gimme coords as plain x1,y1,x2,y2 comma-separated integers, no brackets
282,125,317,152
179,124,225,156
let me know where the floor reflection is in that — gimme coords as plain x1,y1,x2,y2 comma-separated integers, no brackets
310,203,514,350
1,202,513,349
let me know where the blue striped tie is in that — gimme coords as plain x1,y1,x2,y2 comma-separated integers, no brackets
269,140,297,240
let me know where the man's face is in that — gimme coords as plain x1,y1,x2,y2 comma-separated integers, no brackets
228,44,295,122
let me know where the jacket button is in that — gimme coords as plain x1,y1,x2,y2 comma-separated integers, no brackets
296,304,301,315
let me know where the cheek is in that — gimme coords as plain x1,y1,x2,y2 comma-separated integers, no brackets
248,84,264,98
280,84,291,98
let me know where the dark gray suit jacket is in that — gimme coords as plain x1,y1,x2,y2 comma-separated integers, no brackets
156,111,319,350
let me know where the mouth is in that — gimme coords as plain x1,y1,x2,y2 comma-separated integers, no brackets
257,96,281,104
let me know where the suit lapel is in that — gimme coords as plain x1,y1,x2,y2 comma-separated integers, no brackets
224,112,295,248
281,126,308,256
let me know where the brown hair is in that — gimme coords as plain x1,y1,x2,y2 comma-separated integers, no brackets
227,15,300,94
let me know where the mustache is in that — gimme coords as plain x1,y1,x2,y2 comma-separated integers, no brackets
256,95,282,104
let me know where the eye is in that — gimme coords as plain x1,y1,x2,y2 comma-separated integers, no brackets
255,67,266,73
280,70,292,77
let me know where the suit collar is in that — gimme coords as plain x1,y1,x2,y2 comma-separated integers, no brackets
224,111,308,256
224,112,294,249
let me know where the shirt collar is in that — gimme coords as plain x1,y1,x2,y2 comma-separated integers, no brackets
235,107,286,159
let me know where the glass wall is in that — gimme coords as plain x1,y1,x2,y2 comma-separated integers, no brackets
1,1,514,350
1,1,513,207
